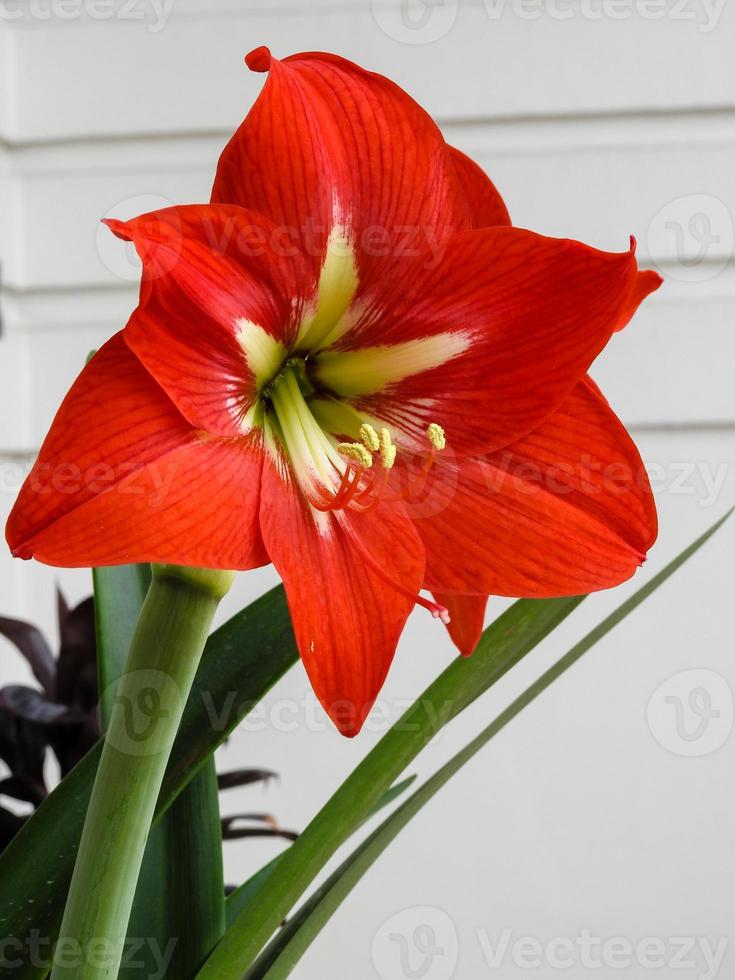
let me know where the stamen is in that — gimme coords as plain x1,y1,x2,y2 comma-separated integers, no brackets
359,423,380,452
349,467,392,513
426,422,446,451
309,464,365,512
338,442,373,469
379,428,396,469
268,365,448,521
339,519,451,624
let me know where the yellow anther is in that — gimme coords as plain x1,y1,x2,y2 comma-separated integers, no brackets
359,423,380,452
378,428,397,469
337,442,373,469
426,422,446,451
382,443,397,469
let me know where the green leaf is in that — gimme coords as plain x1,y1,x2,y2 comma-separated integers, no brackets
122,824,172,979
365,776,417,820
121,765,225,980
160,765,226,977
226,858,282,929
0,585,298,979
224,774,418,927
197,594,586,978
93,564,152,729
245,509,732,979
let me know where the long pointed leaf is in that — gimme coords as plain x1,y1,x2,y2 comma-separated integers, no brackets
158,763,225,977
247,510,732,979
93,564,151,727
0,585,298,979
156,766,226,977
198,594,586,978
224,774,418,927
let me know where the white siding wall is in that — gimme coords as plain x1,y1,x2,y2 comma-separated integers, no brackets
1,4,733,977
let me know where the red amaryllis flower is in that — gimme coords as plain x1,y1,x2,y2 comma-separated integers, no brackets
7,48,660,736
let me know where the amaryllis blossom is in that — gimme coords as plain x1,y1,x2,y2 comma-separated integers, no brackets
7,48,660,736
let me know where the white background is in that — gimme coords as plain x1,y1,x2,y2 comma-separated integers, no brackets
1,1,734,977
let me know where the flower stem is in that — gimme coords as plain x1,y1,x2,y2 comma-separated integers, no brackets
50,564,234,980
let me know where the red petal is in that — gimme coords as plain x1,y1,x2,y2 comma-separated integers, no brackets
212,48,468,288
446,149,659,336
6,334,266,569
108,205,310,436
337,228,638,455
433,592,488,656
449,146,511,228
414,379,657,596
259,455,425,736
615,268,663,331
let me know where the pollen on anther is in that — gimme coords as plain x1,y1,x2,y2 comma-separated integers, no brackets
427,422,446,451
378,428,396,469
359,423,380,452
338,442,373,468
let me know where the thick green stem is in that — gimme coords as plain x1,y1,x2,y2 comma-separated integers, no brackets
50,564,234,980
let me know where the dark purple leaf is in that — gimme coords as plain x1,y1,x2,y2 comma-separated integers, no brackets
56,597,98,713
0,806,26,851
56,585,70,638
221,814,298,842
0,686,84,726
49,712,99,777
0,706,48,791
0,774,47,807
222,826,299,842
0,616,55,695
217,769,278,791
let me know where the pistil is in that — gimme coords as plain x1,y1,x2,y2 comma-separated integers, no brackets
268,366,343,497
